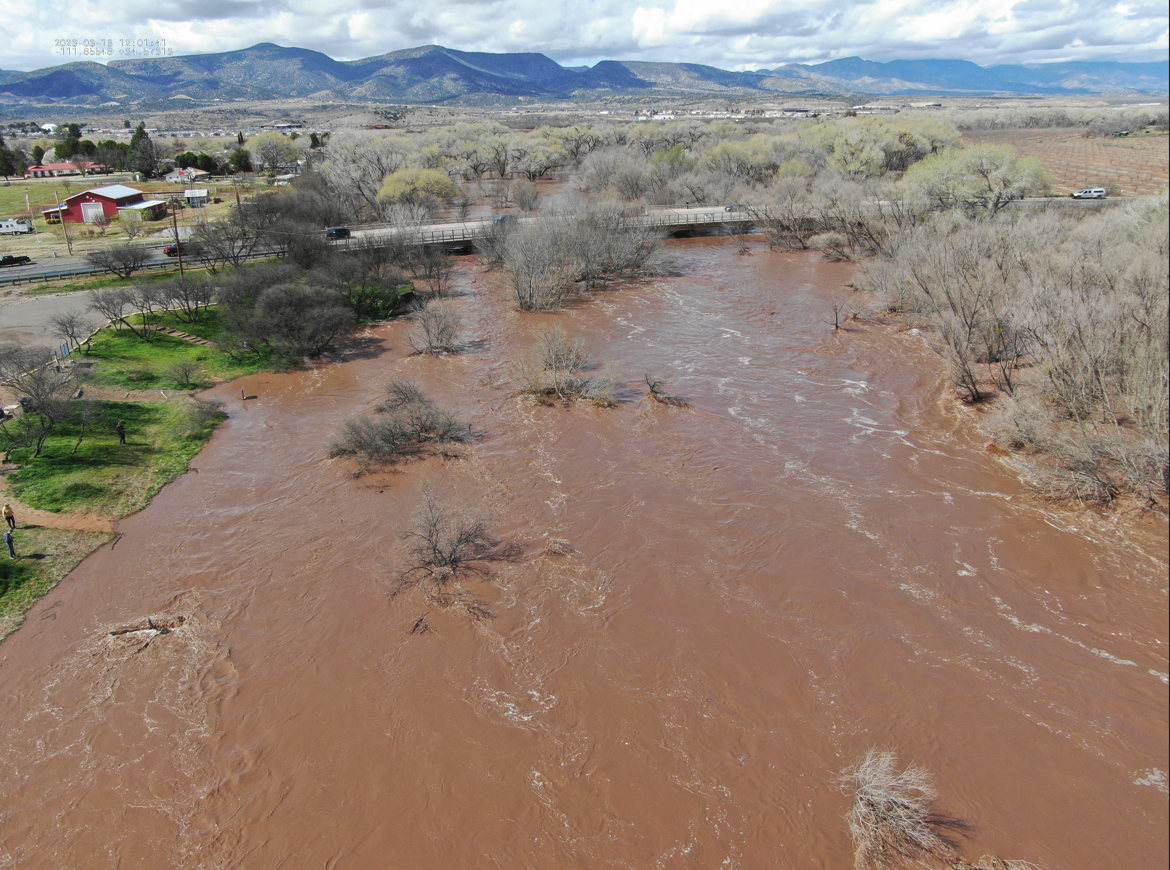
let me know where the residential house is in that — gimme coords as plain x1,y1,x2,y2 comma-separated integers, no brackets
25,162,107,178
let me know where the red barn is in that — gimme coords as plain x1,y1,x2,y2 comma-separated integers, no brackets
57,185,167,224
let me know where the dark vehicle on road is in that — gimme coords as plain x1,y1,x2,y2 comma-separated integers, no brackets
326,227,351,240
0,255,32,268
164,241,203,257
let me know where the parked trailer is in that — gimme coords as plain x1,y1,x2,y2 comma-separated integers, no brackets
0,219,34,235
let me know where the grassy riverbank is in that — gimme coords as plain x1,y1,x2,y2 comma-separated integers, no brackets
0,308,253,639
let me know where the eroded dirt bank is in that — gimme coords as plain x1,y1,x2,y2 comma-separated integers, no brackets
0,239,1166,869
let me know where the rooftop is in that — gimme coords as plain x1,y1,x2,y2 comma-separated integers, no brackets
67,185,144,202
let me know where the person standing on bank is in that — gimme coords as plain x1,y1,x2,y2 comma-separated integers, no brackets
4,528,14,559
2,503,14,530
115,421,126,445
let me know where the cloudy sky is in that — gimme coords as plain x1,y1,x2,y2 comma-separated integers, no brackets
3,0,1167,72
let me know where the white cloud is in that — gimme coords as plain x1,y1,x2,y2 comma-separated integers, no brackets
0,0,1165,72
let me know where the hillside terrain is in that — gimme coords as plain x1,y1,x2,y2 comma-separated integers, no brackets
1,44,1165,110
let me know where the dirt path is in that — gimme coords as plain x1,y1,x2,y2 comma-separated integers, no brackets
0,475,116,533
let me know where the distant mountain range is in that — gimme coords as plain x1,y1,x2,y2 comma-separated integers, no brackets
0,44,1165,108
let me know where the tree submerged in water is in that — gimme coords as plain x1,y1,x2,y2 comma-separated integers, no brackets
391,488,519,621
837,749,1045,870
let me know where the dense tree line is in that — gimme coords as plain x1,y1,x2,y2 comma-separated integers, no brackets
862,196,1169,504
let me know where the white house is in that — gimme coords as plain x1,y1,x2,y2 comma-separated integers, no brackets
164,168,210,185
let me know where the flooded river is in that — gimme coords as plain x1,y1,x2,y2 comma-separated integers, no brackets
0,239,1165,868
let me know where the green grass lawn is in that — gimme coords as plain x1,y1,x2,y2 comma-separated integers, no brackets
0,527,116,640
0,307,246,639
82,308,271,389
0,392,210,639
0,180,69,217
6,397,225,516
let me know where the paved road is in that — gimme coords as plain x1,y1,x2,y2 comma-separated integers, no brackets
0,245,179,285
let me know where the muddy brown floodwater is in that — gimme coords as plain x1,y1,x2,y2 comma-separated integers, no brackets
0,238,1166,869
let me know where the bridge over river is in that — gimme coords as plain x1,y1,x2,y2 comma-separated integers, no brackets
0,205,747,289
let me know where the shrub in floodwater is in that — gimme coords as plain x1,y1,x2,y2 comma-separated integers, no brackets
836,751,1046,870
955,858,1048,870
837,749,959,870
512,325,621,407
392,488,519,620
330,380,470,473
544,537,573,557
408,299,462,355
644,373,690,407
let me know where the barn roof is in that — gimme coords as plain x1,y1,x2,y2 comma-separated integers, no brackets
65,184,143,202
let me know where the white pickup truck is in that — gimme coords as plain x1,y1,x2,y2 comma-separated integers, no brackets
0,218,34,235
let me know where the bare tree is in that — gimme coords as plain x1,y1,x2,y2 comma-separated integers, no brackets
128,284,165,335
118,209,145,241
453,193,474,221
505,217,573,311
826,287,857,331
88,287,142,336
86,245,151,279
390,488,517,620
408,300,462,354
410,245,455,297
514,180,541,212
837,749,959,870
0,346,88,457
160,277,216,324
70,400,105,454
748,178,819,251
193,219,260,272
52,309,98,351
166,360,203,388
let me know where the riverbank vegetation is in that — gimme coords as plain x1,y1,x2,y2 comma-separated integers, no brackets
862,196,1169,507
0,316,231,636
0,401,224,639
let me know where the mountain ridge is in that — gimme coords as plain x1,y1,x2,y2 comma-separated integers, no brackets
0,44,1165,107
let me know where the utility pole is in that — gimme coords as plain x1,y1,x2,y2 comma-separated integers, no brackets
54,191,72,255
26,193,38,238
171,207,184,278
